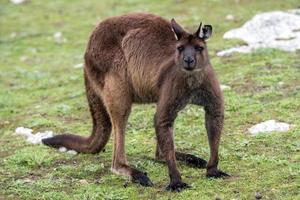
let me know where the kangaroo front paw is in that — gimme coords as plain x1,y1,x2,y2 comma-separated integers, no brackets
206,169,230,178
131,171,154,187
165,181,191,192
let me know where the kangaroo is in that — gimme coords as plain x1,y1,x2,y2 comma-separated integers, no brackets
42,12,229,191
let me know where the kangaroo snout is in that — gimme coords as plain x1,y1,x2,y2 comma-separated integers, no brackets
183,56,195,70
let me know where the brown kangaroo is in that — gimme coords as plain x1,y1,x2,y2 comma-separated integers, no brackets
42,12,229,191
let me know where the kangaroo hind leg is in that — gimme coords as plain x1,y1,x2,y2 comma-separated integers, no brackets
102,75,153,187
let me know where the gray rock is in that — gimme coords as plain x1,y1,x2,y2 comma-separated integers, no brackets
248,120,291,135
218,10,300,56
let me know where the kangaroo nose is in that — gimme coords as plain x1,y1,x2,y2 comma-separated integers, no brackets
184,57,195,65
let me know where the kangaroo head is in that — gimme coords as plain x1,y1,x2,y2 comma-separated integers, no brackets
171,19,212,72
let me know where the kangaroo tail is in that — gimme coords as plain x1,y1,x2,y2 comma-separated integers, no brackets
42,70,111,154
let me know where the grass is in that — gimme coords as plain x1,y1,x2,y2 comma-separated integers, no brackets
0,0,299,199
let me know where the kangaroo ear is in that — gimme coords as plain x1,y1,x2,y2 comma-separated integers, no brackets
171,18,185,40
195,22,203,39
197,24,212,40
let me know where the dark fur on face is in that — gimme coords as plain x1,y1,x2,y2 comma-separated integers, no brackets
42,13,229,192
175,35,209,72
171,19,212,72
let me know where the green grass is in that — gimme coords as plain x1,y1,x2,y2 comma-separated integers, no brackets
1,0,300,199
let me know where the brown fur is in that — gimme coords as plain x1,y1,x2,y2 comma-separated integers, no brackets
42,12,229,191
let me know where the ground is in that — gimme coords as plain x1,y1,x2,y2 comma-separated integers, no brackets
0,0,299,199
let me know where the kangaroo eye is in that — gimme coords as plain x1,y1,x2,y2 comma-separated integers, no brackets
177,46,184,52
195,46,204,51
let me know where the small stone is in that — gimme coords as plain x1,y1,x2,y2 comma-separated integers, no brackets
220,84,231,91
54,32,62,39
15,127,33,136
15,127,54,144
53,32,67,44
255,192,263,199
226,14,235,21
278,81,284,86
10,0,27,4
215,197,222,200
67,150,78,155
20,56,28,62
73,63,83,69
79,179,88,185
23,178,34,184
10,32,17,38
58,147,67,152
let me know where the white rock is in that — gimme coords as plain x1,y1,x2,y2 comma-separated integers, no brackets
20,55,28,62
15,127,78,155
54,32,62,39
15,127,33,137
10,32,17,38
287,9,300,15
59,147,78,155
67,150,78,155
10,0,26,4
59,147,67,152
217,45,253,56
53,32,66,44
278,81,284,86
220,84,231,91
79,179,88,184
16,127,53,144
248,120,291,135
225,14,235,21
23,178,34,184
218,11,300,56
73,63,83,69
